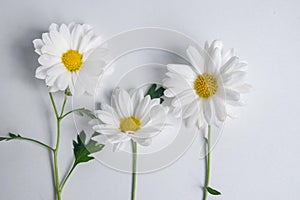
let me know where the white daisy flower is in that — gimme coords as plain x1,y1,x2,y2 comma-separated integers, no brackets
163,40,251,129
92,88,167,151
33,23,106,96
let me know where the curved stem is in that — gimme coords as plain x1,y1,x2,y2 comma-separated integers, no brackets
203,125,211,200
60,108,84,120
131,141,137,200
60,163,76,191
14,136,54,151
49,92,59,118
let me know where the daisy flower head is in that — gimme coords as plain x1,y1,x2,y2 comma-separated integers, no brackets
33,23,106,96
92,87,167,151
163,40,251,129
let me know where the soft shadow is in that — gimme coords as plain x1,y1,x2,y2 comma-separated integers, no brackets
11,26,56,198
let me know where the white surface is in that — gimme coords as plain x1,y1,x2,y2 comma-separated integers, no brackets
0,0,300,200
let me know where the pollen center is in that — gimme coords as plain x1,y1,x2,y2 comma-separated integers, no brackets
61,50,83,72
194,73,218,98
119,116,141,133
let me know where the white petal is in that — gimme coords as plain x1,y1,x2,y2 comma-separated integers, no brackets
78,30,94,53
206,48,220,73
164,89,176,98
75,70,97,95
212,97,226,121
186,46,203,74
38,55,60,67
35,66,49,79
45,74,59,86
49,85,59,92
163,72,193,89
234,83,252,93
49,23,58,32
80,60,105,76
95,110,116,125
182,100,200,119
59,24,71,47
203,100,212,124
163,75,192,97
42,33,52,45
143,104,166,128
46,64,66,76
227,100,245,106
220,56,239,75
225,88,241,101
167,64,197,80
56,73,71,90
71,24,83,50
83,35,103,52
118,89,133,117
222,48,236,64
93,124,119,135
172,89,197,107
41,45,63,57
235,61,248,71
130,88,144,113
132,137,152,146
135,95,151,120
49,29,68,50
197,117,205,130
33,39,44,55
186,109,199,127
209,40,223,51
222,71,247,85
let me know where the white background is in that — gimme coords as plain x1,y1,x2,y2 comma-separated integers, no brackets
0,0,300,199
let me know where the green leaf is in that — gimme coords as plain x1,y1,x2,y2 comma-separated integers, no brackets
74,108,97,119
0,133,22,141
145,84,166,104
206,186,221,195
73,131,104,165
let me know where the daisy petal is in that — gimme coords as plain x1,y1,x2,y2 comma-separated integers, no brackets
166,64,197,81
203,100,212,124
186,46,203,74
212,97,226,121
95,110,115,125
118,89,133,117
225,88,241,101
33,39,44,55
220,56,239,74
35,66,49,79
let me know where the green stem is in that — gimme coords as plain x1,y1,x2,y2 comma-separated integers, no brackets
60,95,67,117
50,93,68,200
204,125,211,200
14,136,54,151
54,118,62,200
49,92,59,118
131,141,137,200
60,163,76,191
60,108,84,120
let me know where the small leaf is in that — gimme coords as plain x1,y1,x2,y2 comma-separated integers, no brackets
0,133,21,141
73,131,104,166
65,87,72,96
74,108,97,119
206,186,221,195
145,84,166,104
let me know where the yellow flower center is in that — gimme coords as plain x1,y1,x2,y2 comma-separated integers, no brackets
194,73,218,98
119,116,141,133
61,50,83,72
